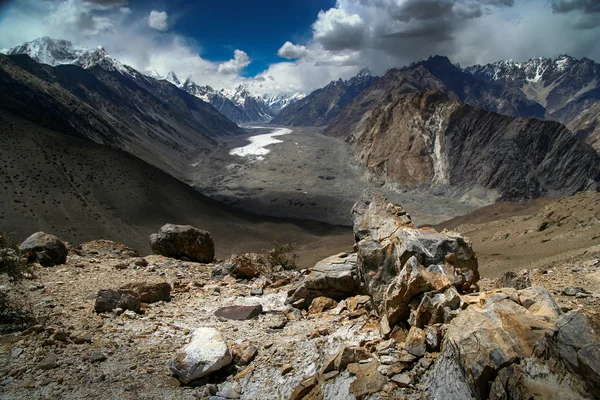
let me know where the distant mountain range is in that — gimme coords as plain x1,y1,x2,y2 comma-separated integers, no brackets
270,68,377,126
162,72,304,124
1,38,244,179
5,37,306,125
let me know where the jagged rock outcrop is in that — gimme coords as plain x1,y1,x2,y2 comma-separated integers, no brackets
352,190,479,334
149,224,214,263
344,91,600,200
19,232,67,267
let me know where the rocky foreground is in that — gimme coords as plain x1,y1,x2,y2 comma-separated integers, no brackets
1,190,599,400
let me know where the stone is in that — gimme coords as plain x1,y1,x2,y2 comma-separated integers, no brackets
289,375,318,400
495,270,532,290
19,232,67,267
214,305,262,320
229,255,261,280
149,224,214,263
391,373,412,387
120,282,171,303
348,360,387,398
518,286,562,321
562,286,585,296
286,253,367,309
308,297,338,314
90,352,107,363
351,191,478,333
425,326,441,352
231,343,258,366
426,294,558,400
250,289,263,296
170,327,232,384
321,346,371,374
267,313,288,329
410,287,461,328
346,295,374,313
94,289,141,313
38,354,58,370
281,364,293,375
404,326,427,357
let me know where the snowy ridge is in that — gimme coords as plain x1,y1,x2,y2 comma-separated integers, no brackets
464,55,580,83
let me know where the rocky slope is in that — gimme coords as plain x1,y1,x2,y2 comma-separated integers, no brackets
466,54,600,152
0,53,244,179
325,56,545,139
270,68,377,126
0,111,351,265
345,91,600,201
1,191,598,400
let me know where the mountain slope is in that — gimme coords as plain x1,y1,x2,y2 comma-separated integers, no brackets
348,91,600,201
325,56,545,138
270,68,377,126
465,55,600,151
0,53,244,179
0,111,350,264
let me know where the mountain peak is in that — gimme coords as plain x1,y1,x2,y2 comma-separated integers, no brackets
165,71,181,86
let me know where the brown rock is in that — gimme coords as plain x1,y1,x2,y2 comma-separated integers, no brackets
121,282,171,303
495,270,532,290
289,375,318,400
231,343,258,366
308,296,338,314
281,364,293,375
321,346,370,374
38,354,58,370
94,289,140,313
348,360,387,398
214,305,263,320
404,326,426,357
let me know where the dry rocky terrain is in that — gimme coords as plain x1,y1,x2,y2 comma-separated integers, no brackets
1,191,598,400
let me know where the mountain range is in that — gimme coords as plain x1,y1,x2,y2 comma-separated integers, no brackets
270,68,377,126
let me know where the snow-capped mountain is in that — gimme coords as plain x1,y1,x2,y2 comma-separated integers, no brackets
7,36,138,78
163,73,277,123
261,92,306,114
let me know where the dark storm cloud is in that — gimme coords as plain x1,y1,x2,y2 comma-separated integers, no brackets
551,0,600,13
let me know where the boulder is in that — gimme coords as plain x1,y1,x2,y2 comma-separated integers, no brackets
19,232,67,267
120,282,171,303
94,289,140,313
404,326,426,357
214,305,262,321
426,288,600,400
231,343,258,366
149,224,214,263
170,327,232,384
286,253,367,309
351,190,478,334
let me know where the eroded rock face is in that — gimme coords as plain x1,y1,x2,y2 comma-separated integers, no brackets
286,253,367,309
169,327,232,384
149,224,214,263
19,232,67,267
351,190,478,334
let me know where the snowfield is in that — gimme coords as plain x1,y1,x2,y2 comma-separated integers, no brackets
229,128,292,159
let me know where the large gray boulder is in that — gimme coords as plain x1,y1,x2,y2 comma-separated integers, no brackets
19,232,67,267
170,327,232,384
94,289,141,313
149,224,214,263
286,253,368,309
351,190,478,334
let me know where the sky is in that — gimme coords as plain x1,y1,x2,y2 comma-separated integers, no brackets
0,0,599,95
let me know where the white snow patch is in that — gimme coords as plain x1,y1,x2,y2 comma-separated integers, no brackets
229,128,292,158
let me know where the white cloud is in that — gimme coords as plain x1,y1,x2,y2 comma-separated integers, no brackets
312,7,366,50
148,10,168,31
218,49,251,74
120,7,131,14
277,41,308,59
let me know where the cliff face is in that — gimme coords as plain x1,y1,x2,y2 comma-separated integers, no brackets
350,91,600,200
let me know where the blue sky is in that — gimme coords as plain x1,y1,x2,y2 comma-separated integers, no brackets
0,0,599,94
159,0,335,76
